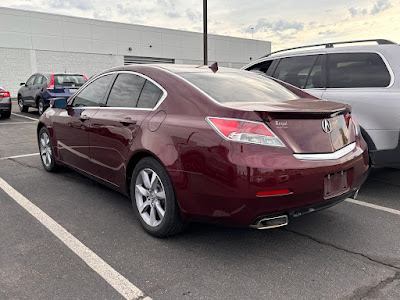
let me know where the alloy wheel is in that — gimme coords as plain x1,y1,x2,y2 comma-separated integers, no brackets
135,168,166,227
38,100,44,115
39,131,52,167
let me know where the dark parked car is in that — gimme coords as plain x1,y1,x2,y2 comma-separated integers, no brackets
18,73,87,115
37,64,369,237
0,86,11,119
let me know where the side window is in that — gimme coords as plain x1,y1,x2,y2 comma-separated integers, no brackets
34,75,45,85
72,75,113,107
26,75,36,86
304,55,326,89
272,55,318,88
329,53,391,88
247,60,274,74
107,73,146,108
137,80,163,109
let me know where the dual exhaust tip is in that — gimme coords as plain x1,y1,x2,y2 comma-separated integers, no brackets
251,215,289,230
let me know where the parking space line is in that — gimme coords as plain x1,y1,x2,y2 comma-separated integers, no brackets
0,121,37,125
0,177,152,300
11,113,38,121
345,198,400,216
0,153,39,160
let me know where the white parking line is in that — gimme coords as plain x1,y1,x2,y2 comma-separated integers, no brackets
0,178,152,300
345,198,400,216
0,121,36,125
11,113,38,121
0,153,39,160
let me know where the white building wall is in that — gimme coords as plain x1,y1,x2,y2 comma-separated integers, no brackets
0,7,271,96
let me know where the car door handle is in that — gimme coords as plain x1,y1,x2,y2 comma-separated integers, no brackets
119,118,137,126
79,115,90,121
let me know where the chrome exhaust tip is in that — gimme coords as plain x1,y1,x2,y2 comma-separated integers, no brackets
352,189,360,199
250,215,289,230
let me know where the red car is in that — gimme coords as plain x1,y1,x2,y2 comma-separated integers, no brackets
37,65,369,237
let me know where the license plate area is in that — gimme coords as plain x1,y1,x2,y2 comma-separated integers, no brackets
324,170,349,199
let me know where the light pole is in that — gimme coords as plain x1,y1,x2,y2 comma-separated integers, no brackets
203,0,208,65
251,27,254,39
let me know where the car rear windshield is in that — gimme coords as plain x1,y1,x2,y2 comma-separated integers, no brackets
55,75,87,85
177,71,298,103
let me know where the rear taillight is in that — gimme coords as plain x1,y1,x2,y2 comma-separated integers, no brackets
82,75,88,81
343,112,351,127
207,117,285,147
46,74,55,90
0,91,10,98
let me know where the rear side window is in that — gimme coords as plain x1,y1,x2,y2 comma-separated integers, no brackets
72,75,113,107
107,74,146,108
137,80,163,109
272,55,318,88
34,75,46,85
329,53,390,88
55,75,87,85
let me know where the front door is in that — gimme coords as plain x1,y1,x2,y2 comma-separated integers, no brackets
52,73,115,175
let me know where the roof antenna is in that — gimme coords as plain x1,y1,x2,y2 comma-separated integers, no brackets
209,62,218,73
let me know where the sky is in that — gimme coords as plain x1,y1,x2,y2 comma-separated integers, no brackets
1,0,400,51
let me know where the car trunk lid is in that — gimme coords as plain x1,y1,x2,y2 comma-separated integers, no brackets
225,98,355,154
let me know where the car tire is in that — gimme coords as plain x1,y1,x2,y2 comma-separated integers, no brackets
38,97,45,116
38,127,57,172
130,157,185,237
18,96,28,112
1,111,11,119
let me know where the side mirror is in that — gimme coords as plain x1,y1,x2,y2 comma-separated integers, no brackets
50,98,68,109
20,83,26,86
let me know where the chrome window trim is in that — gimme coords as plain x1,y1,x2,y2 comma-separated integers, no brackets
293,142,356,161
152,66,226,108
69,70,168,111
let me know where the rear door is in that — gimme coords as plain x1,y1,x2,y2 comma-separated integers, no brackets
89,72,164,187
52,74,114,174
320,52,396,149
271,54,327,98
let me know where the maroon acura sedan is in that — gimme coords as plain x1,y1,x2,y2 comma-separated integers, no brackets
37,64,369,237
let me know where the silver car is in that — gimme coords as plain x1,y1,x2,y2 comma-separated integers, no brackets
242,39,400,167
0,86,11,119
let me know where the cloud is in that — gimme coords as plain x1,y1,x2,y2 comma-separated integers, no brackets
44,0,92,10
371,0,392,15
246,19,304,34
318,30,337,36
186,8,202,23
349,0,392,17
348,7,367,17
166,11,180,18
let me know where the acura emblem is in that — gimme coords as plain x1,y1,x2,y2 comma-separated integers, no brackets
322,119,332,133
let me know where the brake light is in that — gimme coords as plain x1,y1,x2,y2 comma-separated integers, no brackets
82,75,88,81
343,112,351,127
46,74,55,90
207,117,285,147
0,91,10,98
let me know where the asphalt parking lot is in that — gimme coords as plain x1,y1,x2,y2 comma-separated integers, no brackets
1,101,399,300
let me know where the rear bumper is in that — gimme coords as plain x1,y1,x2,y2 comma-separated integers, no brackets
0,102,12,112
172,139,369,227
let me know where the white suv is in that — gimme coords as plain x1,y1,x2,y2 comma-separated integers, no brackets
242,39,400,167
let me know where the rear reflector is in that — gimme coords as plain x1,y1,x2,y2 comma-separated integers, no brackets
256,189,292,197
207,117,285,147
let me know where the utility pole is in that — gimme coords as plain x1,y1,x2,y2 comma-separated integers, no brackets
203,0,208,65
